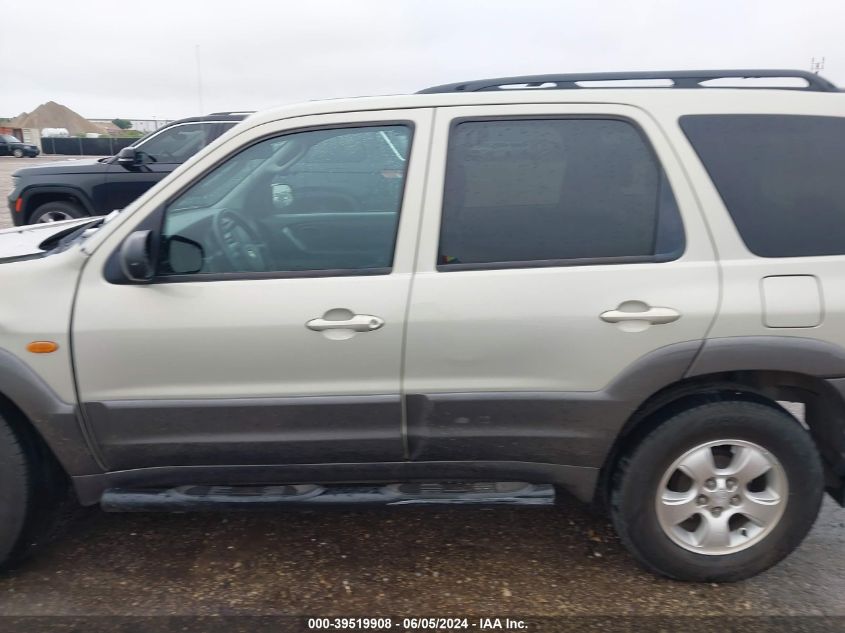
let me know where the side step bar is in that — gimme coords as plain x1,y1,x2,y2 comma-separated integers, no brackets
101,481,555,512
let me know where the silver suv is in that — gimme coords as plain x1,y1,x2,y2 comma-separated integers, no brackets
0,69,843,582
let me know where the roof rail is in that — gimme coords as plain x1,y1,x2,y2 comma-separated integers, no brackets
417,69,840,94
207,111,255,116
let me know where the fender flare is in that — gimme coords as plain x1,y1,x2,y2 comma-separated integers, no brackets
687,335,845,378
0,349,102,476
20,185,97,219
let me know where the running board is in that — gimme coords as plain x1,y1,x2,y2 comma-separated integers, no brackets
100,481,555,512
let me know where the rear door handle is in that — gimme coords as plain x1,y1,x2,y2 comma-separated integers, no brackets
306,314,385,332
600,306,681,325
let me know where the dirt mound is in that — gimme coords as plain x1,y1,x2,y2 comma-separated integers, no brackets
8,101,107,135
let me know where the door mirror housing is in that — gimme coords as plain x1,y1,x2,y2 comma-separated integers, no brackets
166,235,204,274
119,230,154,282
117,146,141,167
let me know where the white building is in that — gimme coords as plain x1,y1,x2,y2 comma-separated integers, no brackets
89,118,174,134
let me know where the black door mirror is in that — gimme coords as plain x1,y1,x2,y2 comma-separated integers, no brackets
117,146,140,167
166,235,204,274
119,230,154,282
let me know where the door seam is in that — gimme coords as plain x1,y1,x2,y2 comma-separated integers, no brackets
398,108,438,461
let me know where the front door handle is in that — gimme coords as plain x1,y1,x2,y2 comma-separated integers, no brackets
600,305,681,325
306,314,385,332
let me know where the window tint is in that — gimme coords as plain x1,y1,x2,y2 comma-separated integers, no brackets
136,123,212,163
159,124,412,277
438,119,683,267
680,115,845,258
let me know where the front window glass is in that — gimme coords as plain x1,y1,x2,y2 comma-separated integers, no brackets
159,124,412,276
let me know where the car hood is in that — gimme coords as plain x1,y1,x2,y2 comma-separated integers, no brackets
0,217,100,262
13,157,110,177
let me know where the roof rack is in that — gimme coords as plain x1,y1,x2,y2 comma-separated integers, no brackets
207,111,255,116
417,69,840,94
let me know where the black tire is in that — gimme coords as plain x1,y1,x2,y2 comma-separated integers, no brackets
28,200,87,224
12,149,23,158
611,399,823,582
0,409,67,571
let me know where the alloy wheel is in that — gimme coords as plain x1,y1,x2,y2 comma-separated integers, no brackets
655,439,787,555
36,210,75,223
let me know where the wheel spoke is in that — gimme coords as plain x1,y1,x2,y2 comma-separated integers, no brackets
657,490,699,526
695,513,732,549
726,446,771,485
742,490,782,527
676,446,716,483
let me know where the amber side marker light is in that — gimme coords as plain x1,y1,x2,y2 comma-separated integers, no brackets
15,198,23,213
27,341,58,354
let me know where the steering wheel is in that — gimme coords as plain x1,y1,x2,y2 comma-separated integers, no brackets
211,209,268,272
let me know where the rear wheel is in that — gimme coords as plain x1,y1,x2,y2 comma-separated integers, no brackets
611,399,823,581
29,200,86,224
12,148,23,158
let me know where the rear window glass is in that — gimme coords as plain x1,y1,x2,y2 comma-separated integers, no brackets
438,118,684,267
680,114,845,257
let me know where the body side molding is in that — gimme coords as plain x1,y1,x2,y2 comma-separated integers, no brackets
83,395,405,471
406,340,703,469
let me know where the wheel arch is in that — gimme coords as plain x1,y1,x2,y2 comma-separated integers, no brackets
0,350,102,479
597,368,845,508
21,187,94,223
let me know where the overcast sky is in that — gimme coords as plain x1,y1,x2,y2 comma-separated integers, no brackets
2,0,844,120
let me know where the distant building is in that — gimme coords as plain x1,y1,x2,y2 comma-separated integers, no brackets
89,118,174,134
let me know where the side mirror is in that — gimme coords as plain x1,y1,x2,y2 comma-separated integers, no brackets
166,235,204,274
117,146,140,167
119,230,154,282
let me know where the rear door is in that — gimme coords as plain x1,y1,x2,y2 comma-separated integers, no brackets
403,104,719,467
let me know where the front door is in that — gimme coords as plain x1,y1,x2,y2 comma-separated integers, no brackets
403,104,720,467
73,109,432,470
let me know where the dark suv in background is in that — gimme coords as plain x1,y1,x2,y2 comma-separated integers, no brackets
7,112,248,224
0,134,39,158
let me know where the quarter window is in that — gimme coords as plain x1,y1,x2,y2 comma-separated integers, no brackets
680,114,845,258
438,118,683,268
159,124,412,277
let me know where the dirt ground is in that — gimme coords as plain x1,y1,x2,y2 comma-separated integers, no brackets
0,497,842,630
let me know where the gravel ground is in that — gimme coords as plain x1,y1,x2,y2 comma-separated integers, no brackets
0,497,843,621
1,155,845,629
